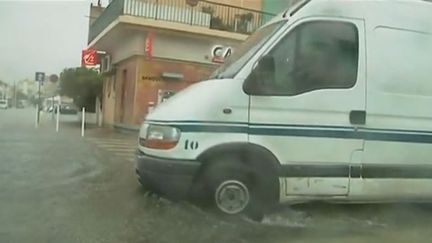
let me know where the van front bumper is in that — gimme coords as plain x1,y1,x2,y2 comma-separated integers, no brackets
135,150,201,199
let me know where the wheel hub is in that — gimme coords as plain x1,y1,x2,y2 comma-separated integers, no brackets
215,180,250,214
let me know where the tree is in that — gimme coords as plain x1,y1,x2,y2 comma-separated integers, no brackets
16,90,27,100
59,67,102,112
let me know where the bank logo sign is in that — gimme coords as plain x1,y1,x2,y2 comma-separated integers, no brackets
211,45,232,64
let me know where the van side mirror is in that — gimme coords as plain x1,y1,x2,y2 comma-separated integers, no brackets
243,55,275,95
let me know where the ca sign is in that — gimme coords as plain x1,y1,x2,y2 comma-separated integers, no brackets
211,45,232,64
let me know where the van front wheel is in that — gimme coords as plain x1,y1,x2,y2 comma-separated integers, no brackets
200,161,266,221
215,178,251,215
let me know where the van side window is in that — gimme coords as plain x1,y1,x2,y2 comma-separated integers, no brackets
263,21,359,96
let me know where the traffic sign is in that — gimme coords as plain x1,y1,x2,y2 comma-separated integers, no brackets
35,72,45,82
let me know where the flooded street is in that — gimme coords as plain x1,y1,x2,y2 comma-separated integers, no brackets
3,0,432,242
1,108,432,243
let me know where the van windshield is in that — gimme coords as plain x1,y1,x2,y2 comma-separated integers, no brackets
210,21,285,79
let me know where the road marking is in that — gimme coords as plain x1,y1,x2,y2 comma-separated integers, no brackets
90,141,136,145
92,141,135,146
96,144,136,148
115,154,135,163
86,136,138,163
105,148,136,152
114,151,135,156
114,155,135,160
86,138,136,143
88,138,136,141
90,140,136,146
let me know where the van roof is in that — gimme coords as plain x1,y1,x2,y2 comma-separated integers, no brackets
264,0,432,32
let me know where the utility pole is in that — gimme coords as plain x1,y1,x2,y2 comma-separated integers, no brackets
35,72,45,127
14,81,17,108
51,95,55,120
37,78,41,123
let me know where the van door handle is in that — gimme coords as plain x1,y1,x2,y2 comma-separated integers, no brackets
223,108,232,114
350,110,366,125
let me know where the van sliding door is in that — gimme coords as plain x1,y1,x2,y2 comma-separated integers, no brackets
358,26,432,200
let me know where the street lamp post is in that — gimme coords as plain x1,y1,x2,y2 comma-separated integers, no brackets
37,78,41,124
35,72,45,127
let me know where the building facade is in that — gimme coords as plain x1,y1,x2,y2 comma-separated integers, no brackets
88,0,276,128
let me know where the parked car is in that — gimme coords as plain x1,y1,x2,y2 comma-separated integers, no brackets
16,100,25,108
47,106,55,113
54,104,78,115
136,0,432,220
0,99,8,109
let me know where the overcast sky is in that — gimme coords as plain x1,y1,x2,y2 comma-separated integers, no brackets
0,0,109,84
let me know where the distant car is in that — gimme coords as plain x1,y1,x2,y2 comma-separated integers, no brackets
54,104,78,115
16,101,25,108
47,106,55,113
0,100,8,109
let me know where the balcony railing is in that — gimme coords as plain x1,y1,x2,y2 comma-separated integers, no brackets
89,0,276,43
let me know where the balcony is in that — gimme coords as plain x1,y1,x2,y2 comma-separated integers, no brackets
88,0,275,44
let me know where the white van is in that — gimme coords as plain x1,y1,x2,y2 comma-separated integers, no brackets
136,0,432,218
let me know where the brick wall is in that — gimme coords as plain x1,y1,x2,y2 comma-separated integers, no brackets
133,57,216,124
114,57,138,124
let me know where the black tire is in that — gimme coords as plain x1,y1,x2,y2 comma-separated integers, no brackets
192,156,277,221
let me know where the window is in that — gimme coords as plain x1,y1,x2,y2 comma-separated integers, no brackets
251,21,359,96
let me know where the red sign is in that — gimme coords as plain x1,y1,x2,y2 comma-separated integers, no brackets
144,32,154,59
81,49,98,66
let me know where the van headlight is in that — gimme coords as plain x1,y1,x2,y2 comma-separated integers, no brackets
139,124,181,150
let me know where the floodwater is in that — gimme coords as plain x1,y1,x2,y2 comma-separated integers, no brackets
1,108,431,243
